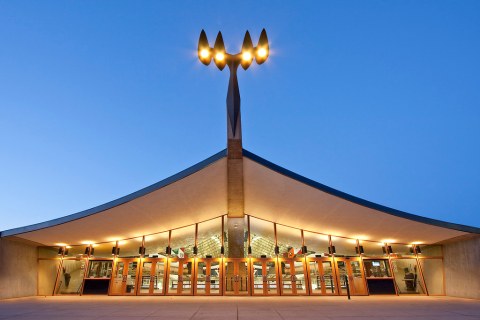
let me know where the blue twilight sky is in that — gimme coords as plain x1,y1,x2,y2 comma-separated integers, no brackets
0,1,479,232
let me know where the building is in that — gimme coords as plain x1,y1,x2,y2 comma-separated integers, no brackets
1,32,479,300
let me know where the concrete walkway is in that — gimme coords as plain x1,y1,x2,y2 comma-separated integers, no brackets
0,296,479,320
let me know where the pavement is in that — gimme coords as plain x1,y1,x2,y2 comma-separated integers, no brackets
0,295,479,320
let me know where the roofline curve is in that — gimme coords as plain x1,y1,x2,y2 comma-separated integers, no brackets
2,148,478,239
243,149,480,234
0,149,227,238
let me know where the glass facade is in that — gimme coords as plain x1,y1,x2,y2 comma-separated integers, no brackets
360,241,386,257
55,259,87,295
87,260,113,278
249,217,275,258
391,258,426,294
276,224,303,258
36,215,447,297
303,232,330,257
117,237,143,258
197,217,222,258
91,242,116,258
170,225,195,258
331,236,358,257
145,232,169,257
363,259,391,278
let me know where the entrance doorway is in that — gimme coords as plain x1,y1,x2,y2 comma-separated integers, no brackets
109,258,139,295
306,257,337,295
166,258,194,295
137,258,166,295
278,258,308,295
251,258,279,295
224,258,250,295
335,257,368,295
194,258,222,295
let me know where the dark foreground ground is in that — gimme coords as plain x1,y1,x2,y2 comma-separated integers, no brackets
0,295,479,320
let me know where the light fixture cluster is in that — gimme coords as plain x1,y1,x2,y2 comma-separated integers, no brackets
198,29,269,70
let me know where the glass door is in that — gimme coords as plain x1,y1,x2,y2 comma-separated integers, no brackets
109,258,139,295
335,257,368,295
224,258,250,295
194,258,222,295
391,258,426,295
138,258,166,295
166,258,193,295
306,257,337,295
55,259,88,295
251,258,279,296
279,258,308,295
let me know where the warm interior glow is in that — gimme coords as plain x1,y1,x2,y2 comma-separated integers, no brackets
215,52,225,61
55,243,68,247
257,47,267,58
242,51,252,61
381,239,396,243
81,241,94,245
200,49,210,58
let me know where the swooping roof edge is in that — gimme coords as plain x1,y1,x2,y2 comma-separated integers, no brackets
0,149,227,237
242,149,480,234
1,148,478,238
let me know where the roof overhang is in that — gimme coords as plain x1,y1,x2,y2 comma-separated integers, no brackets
1,149,478,246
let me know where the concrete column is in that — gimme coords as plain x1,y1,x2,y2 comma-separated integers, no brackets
227,217,245,258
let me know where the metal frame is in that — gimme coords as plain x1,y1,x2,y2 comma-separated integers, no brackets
194,257,223,296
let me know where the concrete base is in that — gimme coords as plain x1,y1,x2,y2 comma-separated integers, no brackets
0,238,37,300
444,235,480,299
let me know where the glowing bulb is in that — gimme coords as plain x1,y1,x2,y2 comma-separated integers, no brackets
242,51,252,61
257,48,267,58
215,52,225,61
200,49,210,58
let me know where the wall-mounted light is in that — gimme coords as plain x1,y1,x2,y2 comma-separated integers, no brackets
84,246,90,255
328,246,336,255
387,246,393,254
193,246,198,255
166,246,171,255
247,246,252,255
301,246,308,254
274,246,280,255
111,247,120,256
415,245,422,254
355,246,365,254
220,246,225,255
409,246,415,254
58,247,65,256
260,255,267,258
138,246,146,256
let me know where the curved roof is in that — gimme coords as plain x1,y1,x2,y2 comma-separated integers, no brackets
1,149,478,246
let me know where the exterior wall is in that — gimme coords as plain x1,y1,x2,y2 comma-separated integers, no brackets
443,235,480,299
0,238,38,299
